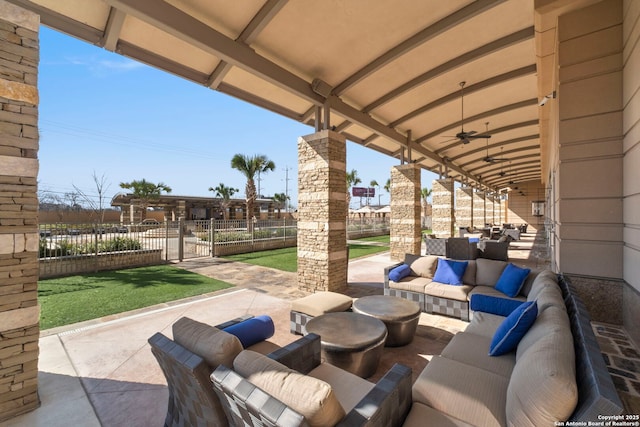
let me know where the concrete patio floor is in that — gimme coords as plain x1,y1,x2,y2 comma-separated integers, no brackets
1,234,638,426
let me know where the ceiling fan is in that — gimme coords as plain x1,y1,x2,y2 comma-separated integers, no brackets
443,81,492,145
481,123,508,163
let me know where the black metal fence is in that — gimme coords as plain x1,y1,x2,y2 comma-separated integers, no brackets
38,217,389,277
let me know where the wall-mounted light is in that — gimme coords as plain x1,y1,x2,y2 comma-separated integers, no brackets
539,90,557,107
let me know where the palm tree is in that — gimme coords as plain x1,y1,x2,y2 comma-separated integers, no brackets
384,178,391,203
272,193,289,218
119,179,171,221
209,183,238,220
420,187,432,208
370,179,381,206
346,169,361,209
421,187,432,226
231,154,275,230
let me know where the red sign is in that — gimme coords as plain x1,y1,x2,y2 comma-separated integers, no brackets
352,187,375,197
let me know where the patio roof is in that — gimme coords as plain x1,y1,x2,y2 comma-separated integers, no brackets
7,0,578,190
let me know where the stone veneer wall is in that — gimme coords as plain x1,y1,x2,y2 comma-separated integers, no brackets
455,187,473,230
472,191,486,228
389,164,421,261
0,2,40,421
431,178,454,238
297,130,347,293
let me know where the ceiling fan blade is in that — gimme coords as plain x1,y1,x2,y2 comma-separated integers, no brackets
440,137,459,144
467,133,491,139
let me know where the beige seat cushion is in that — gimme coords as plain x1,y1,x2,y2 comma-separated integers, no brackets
412,356,509,427
424,282,472,301
464,311,505,338
403,402,475,427
234,350,346,427
308,362,374,414
291,291,353,317
172,317,242,369
440,332,516,378
389,276,430,293
475,258,508,287
405,254,439,278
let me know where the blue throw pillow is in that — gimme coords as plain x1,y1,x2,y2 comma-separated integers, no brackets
495,263,531,297
223,315,275,348
489,300,538,356
388,263,411,282
432,259,468,285
470,294,524,317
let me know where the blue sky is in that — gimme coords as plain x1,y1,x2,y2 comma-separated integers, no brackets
38,27,437,209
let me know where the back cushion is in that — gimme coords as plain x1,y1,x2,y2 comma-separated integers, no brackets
507,310,577,424
462,260,477,286
516,305,570,361
475,258,508,287
172,317,243,369
406,254,439,278
528,283,564,313
234,350,346,427
526,270,559,300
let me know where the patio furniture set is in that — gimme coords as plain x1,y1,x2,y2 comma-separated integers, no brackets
425,235,513,261
148,249,623,425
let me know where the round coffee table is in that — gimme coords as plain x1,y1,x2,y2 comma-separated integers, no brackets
352,295,421,347
305,312,387,378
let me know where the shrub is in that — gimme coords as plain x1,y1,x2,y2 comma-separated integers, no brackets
99,237,142,252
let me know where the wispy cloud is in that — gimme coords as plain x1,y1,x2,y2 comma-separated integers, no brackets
61,55,146,77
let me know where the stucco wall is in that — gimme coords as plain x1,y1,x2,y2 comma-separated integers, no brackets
622,0,640,347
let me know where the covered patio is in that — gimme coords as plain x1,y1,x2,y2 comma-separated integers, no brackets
4,233,639,426
1,0,639,423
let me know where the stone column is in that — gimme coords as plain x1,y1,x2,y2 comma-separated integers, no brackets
486,193,495,225
0,2,40,421
297,130,347,293
390,164,421,260
473,190,486,228
455,187,474,233
431,178,454,237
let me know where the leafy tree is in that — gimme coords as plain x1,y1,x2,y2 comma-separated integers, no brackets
384,178,391,204
119,179,171,221
346,169,361,209
370,179,381,206
231,154,275,229
420,187,432,218
420,187,432,207
209,183,238,220
272,192,289,218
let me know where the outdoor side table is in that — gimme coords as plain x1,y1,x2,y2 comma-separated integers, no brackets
352,295,421,347
305,312,387,378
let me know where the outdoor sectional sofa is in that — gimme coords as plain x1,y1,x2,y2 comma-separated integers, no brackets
384,254,534,321
380,253,623,425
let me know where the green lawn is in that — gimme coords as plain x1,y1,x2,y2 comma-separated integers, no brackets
224,235,390,272
38,265,233,330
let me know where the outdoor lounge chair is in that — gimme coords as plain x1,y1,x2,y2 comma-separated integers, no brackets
211,333,412,427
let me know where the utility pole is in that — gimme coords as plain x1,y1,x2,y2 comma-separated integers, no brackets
283,166,292,212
